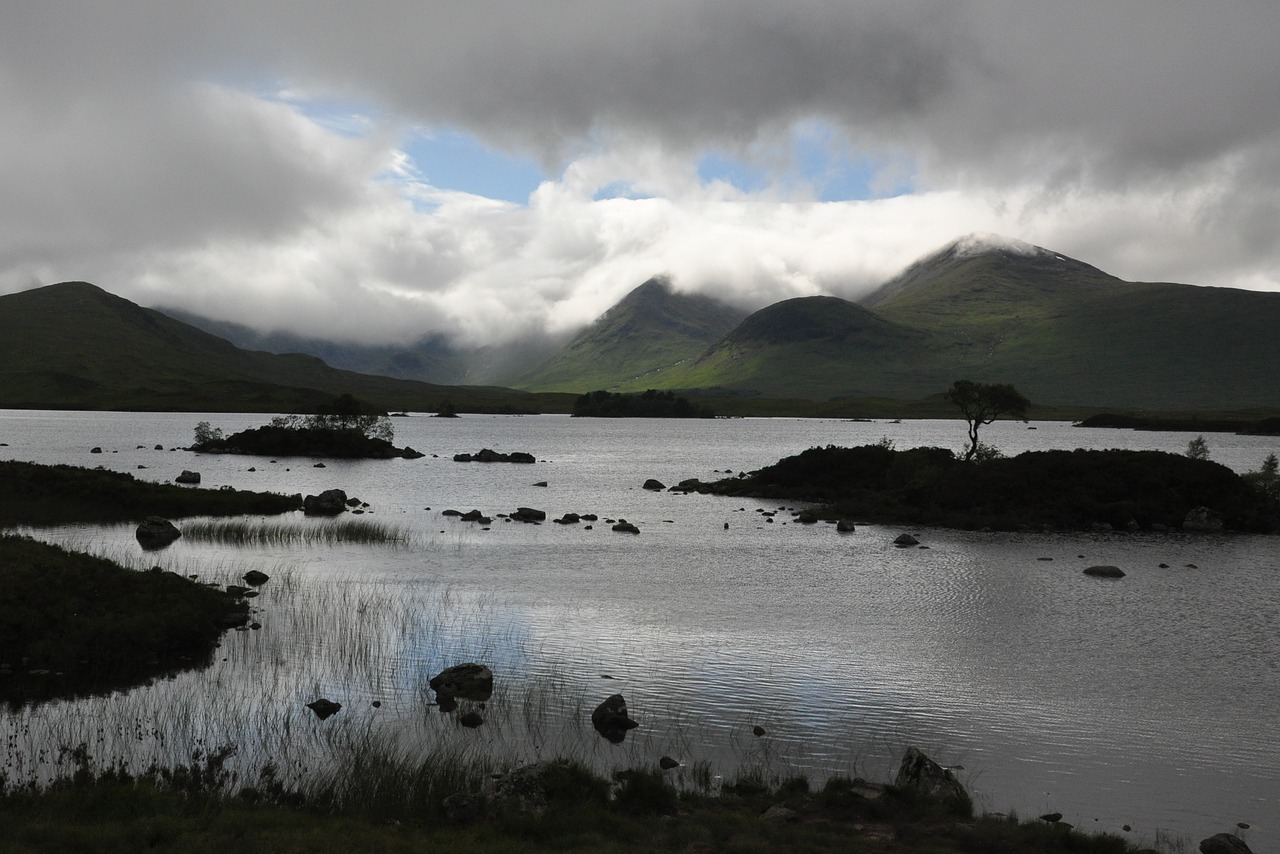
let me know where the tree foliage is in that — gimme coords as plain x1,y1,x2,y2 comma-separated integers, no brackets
1185,435,1209,460
945,380,1031,462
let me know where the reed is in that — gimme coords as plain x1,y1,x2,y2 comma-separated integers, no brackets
180,517,413,547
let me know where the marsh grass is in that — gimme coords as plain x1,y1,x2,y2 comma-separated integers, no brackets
180,517,413,547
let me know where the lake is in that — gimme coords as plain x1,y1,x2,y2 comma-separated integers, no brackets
1,410,1276,848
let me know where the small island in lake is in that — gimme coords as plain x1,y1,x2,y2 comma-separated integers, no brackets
190,394,425,459
688,444,1280,533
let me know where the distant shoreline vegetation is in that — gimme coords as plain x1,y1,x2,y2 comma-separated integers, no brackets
1077,412,1280,435
690,445,1280,533
572,389,715,418
191,394,425,459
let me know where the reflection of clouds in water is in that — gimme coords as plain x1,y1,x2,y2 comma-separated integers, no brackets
3,411,1278,847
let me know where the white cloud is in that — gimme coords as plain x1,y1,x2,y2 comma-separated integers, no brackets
1,2,1279,350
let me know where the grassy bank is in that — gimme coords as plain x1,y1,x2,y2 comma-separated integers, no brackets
0,536,247,706
0,756,1148,854
0,460,302,525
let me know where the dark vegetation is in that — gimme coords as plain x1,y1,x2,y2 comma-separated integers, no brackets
697,445,1279,532
191,394,424,458
1078,412,1280,435
0,536,247,706
572,389,715,418
945,379,1031,461
0,460,301,526
0,755,1148,854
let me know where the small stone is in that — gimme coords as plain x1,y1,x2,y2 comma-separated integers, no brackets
752,725,767,737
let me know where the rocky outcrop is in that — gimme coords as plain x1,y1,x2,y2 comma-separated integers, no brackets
591,693,639,743
611,520,640,534
894,747,970,814
454,449,535,463
135,516,181,549
303,488,348,516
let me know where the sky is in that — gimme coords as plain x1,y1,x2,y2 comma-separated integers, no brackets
3,2,1279,349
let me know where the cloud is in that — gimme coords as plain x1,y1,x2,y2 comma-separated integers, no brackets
1,2,1278,349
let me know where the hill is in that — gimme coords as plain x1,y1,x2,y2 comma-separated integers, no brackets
0,282,559,413
510,277,747,392
652,295,940,399
581,235,1280,409
863,235,1280,408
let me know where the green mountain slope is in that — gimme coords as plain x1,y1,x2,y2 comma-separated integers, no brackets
655,295,940,399
582,235,1280,409
0,282,550,412
511,277,747,392
864,236,1280,408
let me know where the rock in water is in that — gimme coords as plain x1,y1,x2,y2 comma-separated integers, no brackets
1083,565,1126,579
429,663,494,701
591,694,639,743
893,533,919,546
135,516,181,549
303,488,348,516
242,569,270,586
174,470,201,484
306,699,342,720
642,478,666,491
894,747,971,814
1199,834,1252,854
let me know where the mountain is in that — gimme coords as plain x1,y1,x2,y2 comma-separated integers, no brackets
510,277,748,392
651,295,938,400
570,235,1280,409
861,235,1280,408
0,282,551,412
163,309,563,387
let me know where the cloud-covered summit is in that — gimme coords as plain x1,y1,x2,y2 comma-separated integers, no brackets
3,2,1278,347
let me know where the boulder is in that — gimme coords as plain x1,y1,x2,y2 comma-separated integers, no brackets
135,516,181,549
174,470,201,484
429,663,494,701
455,448,536,463
612,520,640,534
459,509,492,524
1199,834,1252,854
459,711,485,728
90,446,102,454
894,747,970,812
1083,565,1126,579
554,513,581,524
1183,506,1225,532
306,698,342,720
796,512,818,524
893,533,919,546
591,693,639,743
642,478,666,491
836,519,856,533
658,756,680,770
511,507,546,523
303,488,348,516
242,569,270,586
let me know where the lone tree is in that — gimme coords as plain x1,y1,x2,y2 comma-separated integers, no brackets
946,380,1031,461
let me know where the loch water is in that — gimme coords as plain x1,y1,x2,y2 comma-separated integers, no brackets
2,410,1277,847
